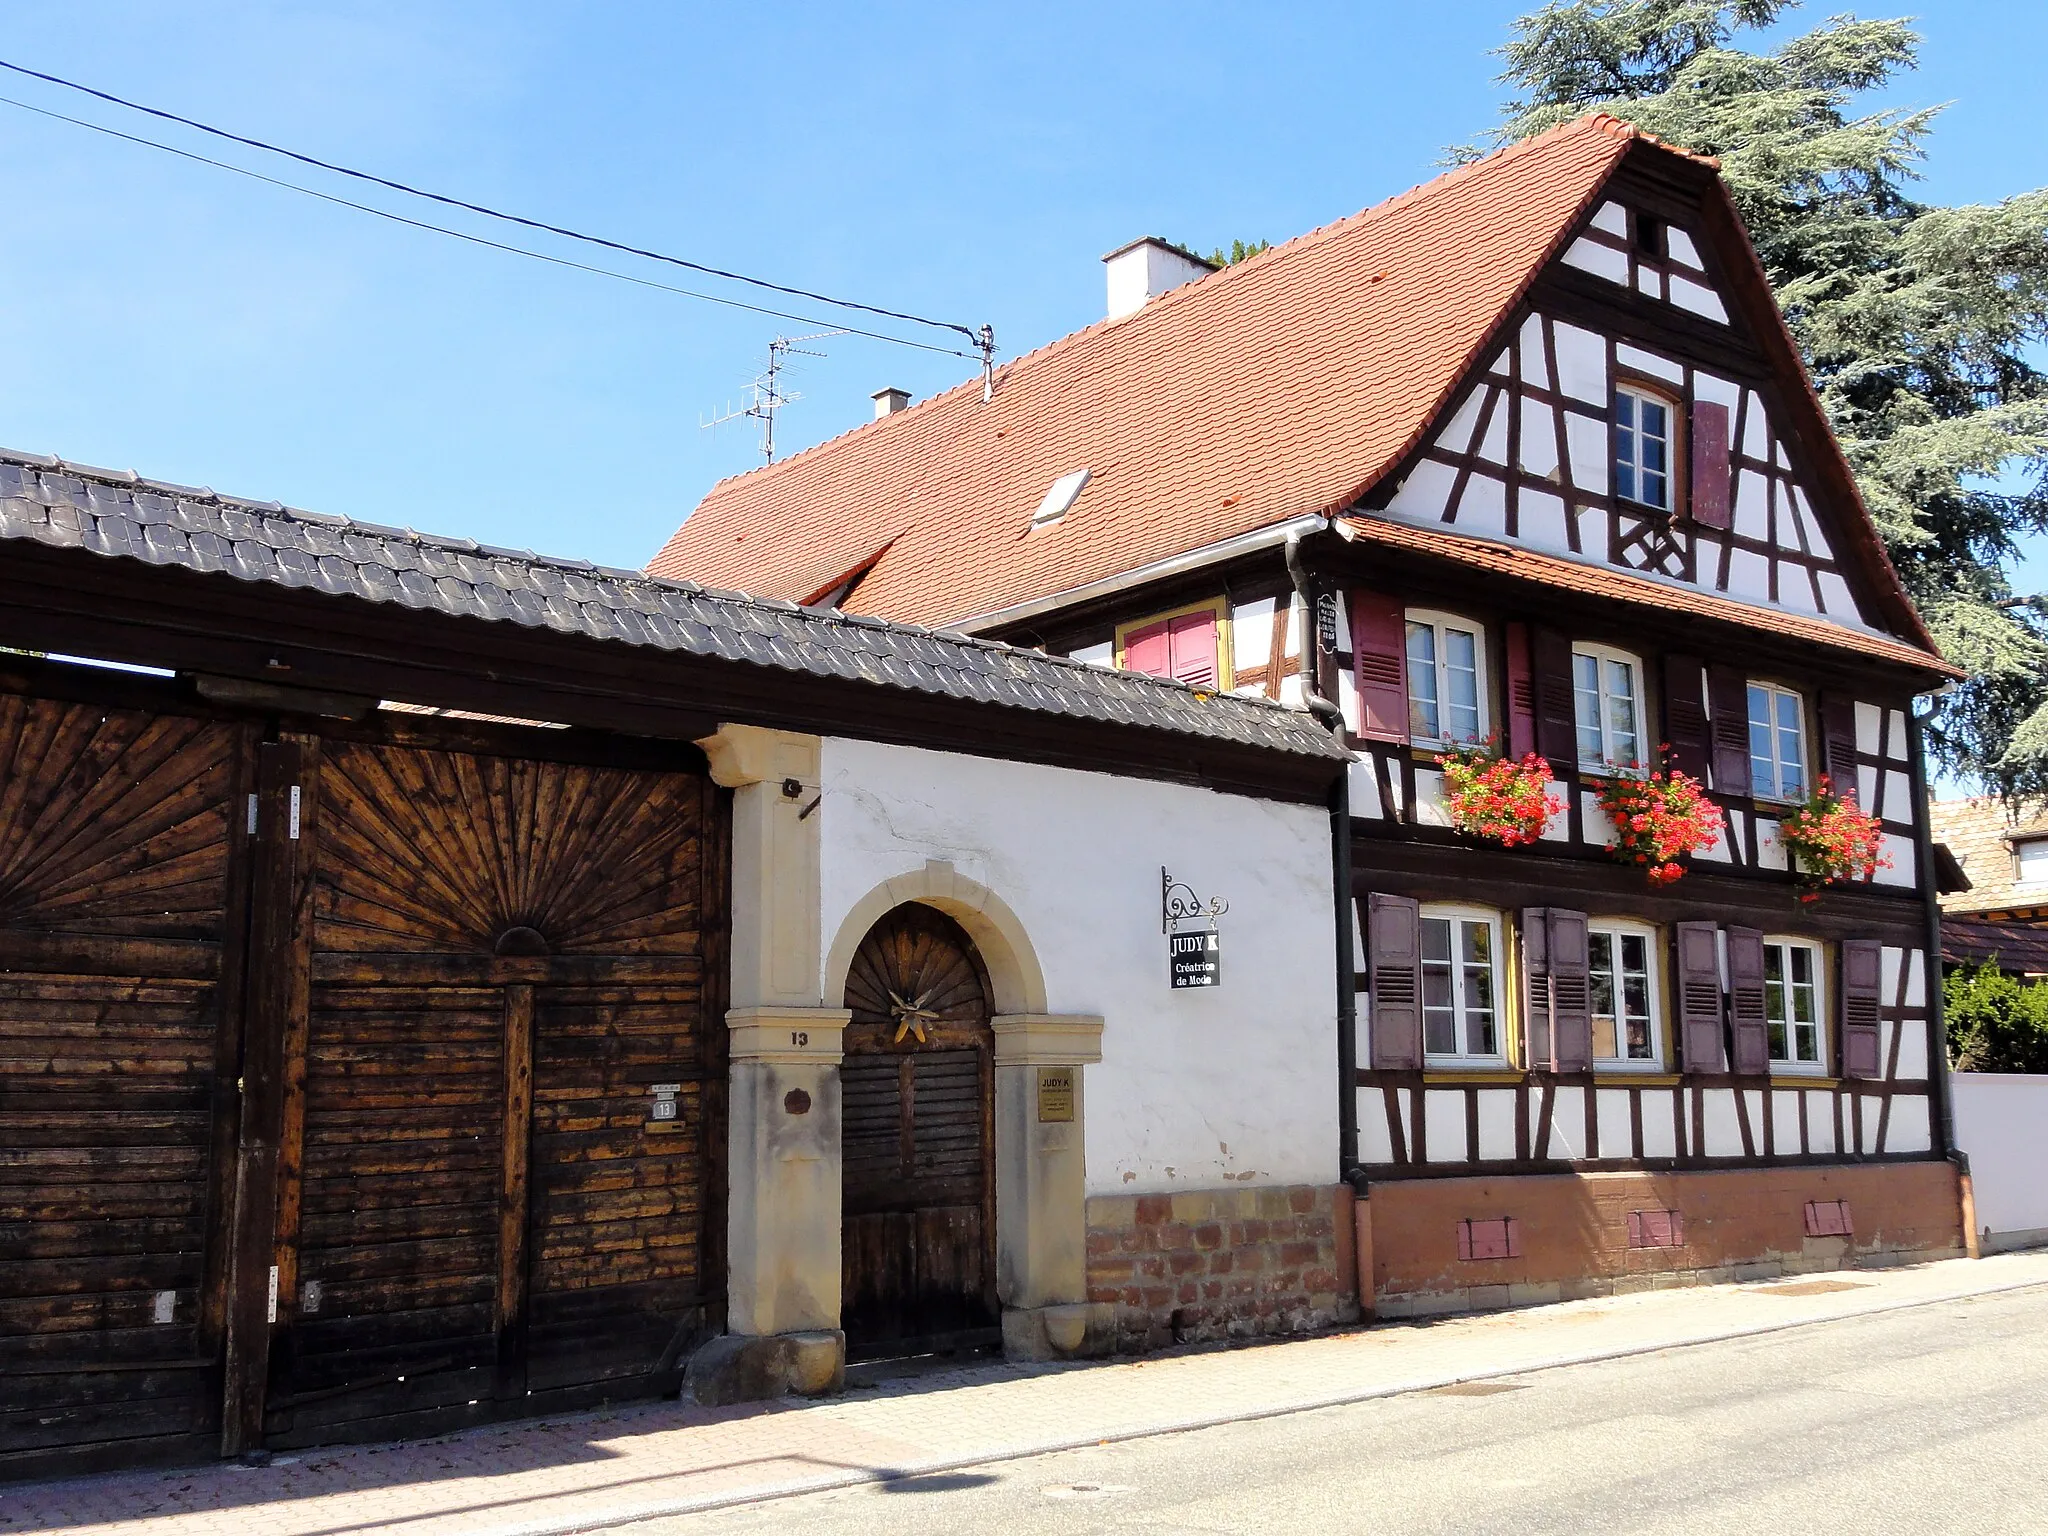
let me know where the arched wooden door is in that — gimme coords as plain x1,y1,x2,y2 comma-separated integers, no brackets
839,904,998,1358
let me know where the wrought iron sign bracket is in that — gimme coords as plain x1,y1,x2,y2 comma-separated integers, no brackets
1162,866,1229,935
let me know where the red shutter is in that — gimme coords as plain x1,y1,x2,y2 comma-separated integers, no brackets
1706,665,1752,798
1726,926,1769,1074
1521,907,1551,1071
1124,617,1171,679
1840,939,1883,1080
1531,626,1577,770
1690,401,1732,530
1367,893,1423,1070
1664,654,1711,782
1506,621,1538,759
1349,592,1408,743
1546,909,1593,1071
1675,921,1725,1073
1168,610,1220,690
1819,692,1860,801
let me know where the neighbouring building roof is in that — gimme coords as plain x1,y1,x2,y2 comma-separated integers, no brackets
0,451,1351,764
647,113,1937,668
1943,915,2048,976
1933,797,2048,918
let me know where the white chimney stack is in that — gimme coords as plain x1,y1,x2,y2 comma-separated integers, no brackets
871,386,911,419
1102,237,1217,320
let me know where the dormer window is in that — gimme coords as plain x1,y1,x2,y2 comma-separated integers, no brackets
1614,383,1677,512
2016,837,2048,887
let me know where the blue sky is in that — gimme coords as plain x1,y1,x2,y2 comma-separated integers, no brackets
0,2,2042,579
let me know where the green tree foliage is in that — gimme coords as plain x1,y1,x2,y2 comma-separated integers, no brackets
1944,960,2048,1073
1208,239,1273,267
1465,2,2048,797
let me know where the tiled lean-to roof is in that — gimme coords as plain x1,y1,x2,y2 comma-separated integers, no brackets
1931,797,2048,917
0,450,1350,762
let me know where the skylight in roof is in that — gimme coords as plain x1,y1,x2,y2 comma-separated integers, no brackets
1032,468,1091,527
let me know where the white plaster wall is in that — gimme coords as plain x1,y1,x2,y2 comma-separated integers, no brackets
1954,1073,2048,1247
819,737,1337,1195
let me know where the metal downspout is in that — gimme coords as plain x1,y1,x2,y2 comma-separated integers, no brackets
1908,703,1957,1159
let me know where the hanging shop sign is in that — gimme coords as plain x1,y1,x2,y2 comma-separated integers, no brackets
1162,867,1228,990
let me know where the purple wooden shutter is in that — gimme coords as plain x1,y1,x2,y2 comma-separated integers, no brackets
1168,610,1220,690
1664,654,1711,782
1819,692,1860,801
1840,939,1884,1080
1368,893,1423,1070
1725,926,1770,1074
1506,622,1538,760
1675,921,1725,1073
1349,592,1408,743
1690,401,1732,530
1531,626,1577,770
1522,907,1552,1071
1546,908,1593,1071
1706,665,1752,798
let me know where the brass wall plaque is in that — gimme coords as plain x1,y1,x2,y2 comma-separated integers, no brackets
1036,1066,1075,1123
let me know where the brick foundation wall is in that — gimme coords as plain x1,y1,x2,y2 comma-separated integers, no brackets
1085,1185,1360,1352
1366,1160,1965,1318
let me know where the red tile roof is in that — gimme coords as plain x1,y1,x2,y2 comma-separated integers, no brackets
652,115,1640,622
649,114,1938,670
1333,515,1961,677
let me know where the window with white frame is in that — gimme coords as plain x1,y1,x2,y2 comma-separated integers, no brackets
1572,644,1643,772
2015,838,2048,886
1405,611,1487,747
1763,938,1825,1070
1614,384,1675,511
1420,906,1503,1063
1748,681,1808,801
1588,921,1661,1066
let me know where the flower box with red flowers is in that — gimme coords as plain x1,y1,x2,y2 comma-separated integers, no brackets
1594,753,1722,884
1435,740,1563,847
1775,776,1889,899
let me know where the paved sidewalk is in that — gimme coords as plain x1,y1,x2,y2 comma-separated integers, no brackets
7,1251,2046,1536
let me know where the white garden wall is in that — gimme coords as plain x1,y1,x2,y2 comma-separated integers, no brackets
819,737,1338,1194
1952,1072,2048,1251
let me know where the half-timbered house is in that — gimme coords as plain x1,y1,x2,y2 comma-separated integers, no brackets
0,450,1351,1475
653,114,1970,1319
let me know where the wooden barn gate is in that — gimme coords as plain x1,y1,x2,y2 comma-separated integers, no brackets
0,666,728,1479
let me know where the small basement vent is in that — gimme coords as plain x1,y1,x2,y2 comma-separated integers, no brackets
1033,468,1091,527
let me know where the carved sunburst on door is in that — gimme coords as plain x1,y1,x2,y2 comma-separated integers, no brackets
844,904,991,1052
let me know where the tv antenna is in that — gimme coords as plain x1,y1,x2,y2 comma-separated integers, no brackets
702,329,846,463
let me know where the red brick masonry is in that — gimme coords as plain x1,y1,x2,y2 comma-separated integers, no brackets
1365,1160,1966,1317
1085,1185,1359,1351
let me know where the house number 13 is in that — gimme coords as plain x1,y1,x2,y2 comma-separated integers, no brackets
790,1031,809,1046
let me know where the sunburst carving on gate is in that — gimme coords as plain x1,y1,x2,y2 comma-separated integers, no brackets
843,904,992,1053
315,741,709,954
0,696,234,940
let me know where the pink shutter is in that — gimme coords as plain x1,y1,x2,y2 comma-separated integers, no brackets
1726,926,1770,1075
1168,611,1220,690
1839,939,1883,1080
1707,665,1752,797
1124,617,1171,680
1690,401,1732,529
1349,592,1408,742
1819,692,1860,801
1531,626,1577,770
1675,921,1725,1073
1547,909,1593,1072
1521,907,1552,1071
1368,893,1423,1070
1664,654,1711,782
1505,622,1538,759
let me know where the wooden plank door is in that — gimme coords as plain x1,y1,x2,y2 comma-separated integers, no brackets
266,739,723,1447
0,692,249,1479
839,904,997,1359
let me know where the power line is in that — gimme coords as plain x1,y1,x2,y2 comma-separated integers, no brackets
0,92,978,359
0,56,985,348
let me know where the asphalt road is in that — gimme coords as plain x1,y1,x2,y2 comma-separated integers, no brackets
639,1283,2048,1535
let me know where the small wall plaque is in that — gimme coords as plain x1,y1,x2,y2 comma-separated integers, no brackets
648,1082,681,1126
1036,1067,1075,1123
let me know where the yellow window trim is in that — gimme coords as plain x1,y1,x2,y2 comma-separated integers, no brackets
1423,1070,1525,1085
1112,596,1235,689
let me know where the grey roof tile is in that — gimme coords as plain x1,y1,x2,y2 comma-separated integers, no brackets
0,450,1346,764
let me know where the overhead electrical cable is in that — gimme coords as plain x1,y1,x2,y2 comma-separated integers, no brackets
0,56,989,351
0,91,977,359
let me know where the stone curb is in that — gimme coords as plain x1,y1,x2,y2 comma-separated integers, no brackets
508,1268,2048,1536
